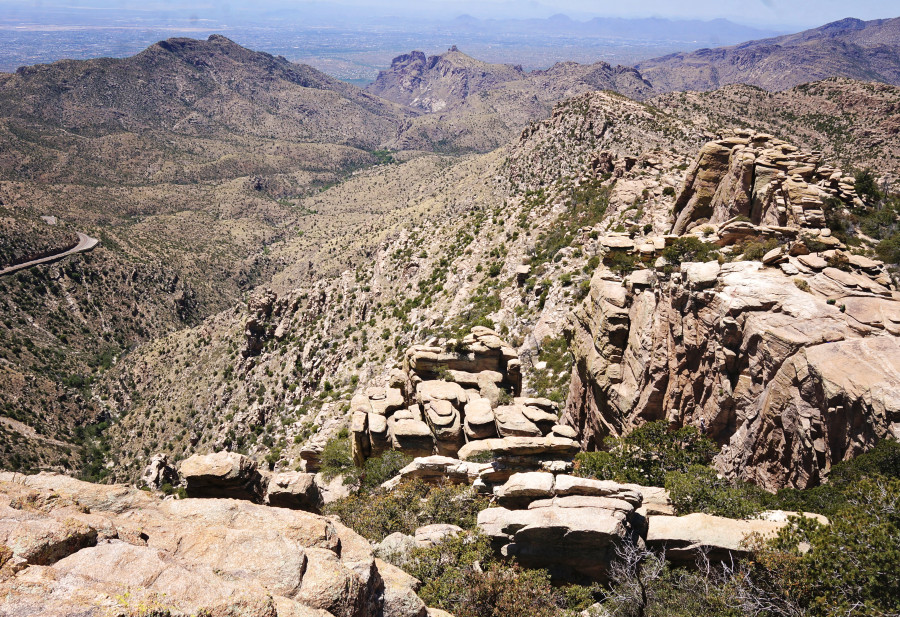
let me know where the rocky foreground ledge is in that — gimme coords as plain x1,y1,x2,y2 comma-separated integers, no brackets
0,472,438,617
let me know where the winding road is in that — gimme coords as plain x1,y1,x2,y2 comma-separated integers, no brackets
0,232,99,277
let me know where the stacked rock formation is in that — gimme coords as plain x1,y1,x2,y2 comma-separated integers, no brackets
0,472,431,617
478,472,643,581
351,327,579,467
476,472,825,580
563,258,900,491
672,128,865,234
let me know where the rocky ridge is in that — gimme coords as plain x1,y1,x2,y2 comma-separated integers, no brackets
562,132,900,490
636,17,900,93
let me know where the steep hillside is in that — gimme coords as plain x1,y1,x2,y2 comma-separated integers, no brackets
653,78,900,182
367,47,527,113
637,17,900,93
95,90,706,482
371,47,653,152
0,34,407,150
0,36,417,475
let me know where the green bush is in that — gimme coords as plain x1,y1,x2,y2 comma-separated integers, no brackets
319,433,353,481
738,237,779,261
605,251,638,276
665,465,768,518
661,236,719,267
766,439,900,517
406,532,576,617
358,450,412,492
876,234,900,264
574,421,717,487
748,476,900,617
324,480,490,542
854,168,883,204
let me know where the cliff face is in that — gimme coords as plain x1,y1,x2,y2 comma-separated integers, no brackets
563,260,900,491
563,129,900,491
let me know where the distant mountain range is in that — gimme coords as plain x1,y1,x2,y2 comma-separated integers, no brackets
369,16,900,116
636,17,900,92
450,14,778,46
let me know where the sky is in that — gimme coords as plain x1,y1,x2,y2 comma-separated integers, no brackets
341,0,897,27
0,0,897,29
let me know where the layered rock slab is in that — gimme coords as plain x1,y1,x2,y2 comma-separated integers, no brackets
477,472,641,581
563,259,900,490
0,472,426,617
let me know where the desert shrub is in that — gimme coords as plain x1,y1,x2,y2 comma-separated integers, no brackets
605,251,638,276
450,564,565,617
665,465,768,518
800,233,832,253
854,168,883,204
324,480,490,542
766,439,900,517
531,335,572,404
602,544,742,617
409,533,572,617
745,476,900,617
574,421,717,487
738,237,779,261
319,429,353,481
660,236,718,267
358,450,413,492
532,181,610,269
793,278,811,292
876,233,900,264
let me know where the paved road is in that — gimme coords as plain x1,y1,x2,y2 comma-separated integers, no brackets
0,232,99,277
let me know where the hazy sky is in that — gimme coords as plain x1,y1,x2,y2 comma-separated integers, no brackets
342,0,897,27
1,0,896,29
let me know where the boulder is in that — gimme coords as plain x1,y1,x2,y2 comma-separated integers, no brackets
495,472,555,507
141,453,179,491
265,472,321,512
389,418,435,458
416,381,468,408
493,405,542,437
377,558,428,617
457,436,580,461
375,532,418,562
683,261,720,288
384,456,487,488
646,512,823,564
477,501,632,580
414,524,463,548
464,397,497,440
180,451,266,502
551,424,578,439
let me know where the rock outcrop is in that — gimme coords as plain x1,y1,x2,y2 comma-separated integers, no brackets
141,452,179,490
180,451,266,502
672,129,866,234
352,328,579,468
264,471,322,512
646,510,828,564
563,257,900,490
476,473,823,579
478,472,643,581
0,472,427,617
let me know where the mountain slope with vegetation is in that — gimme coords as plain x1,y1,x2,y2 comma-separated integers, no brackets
637,17,900,93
